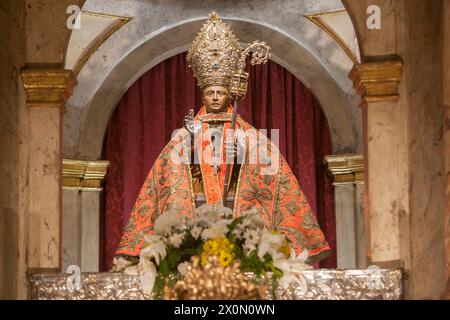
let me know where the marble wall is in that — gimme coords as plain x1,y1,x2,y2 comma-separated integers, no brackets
343,0,397,57
0,0,27,300
397,0,445,299
345,0,446,299
24,0,85,64
0,0,84,299
443,0,450,300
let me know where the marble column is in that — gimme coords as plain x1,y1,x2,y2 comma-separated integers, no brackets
80,191,102,272
62,159,109,272
20,68,76,276
443,0,450,300
354,181,366,268
350,59,404,268
62,189,82,269
334,185,356,269
325,154,365,269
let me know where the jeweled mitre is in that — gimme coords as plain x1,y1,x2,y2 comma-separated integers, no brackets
187,12,271,98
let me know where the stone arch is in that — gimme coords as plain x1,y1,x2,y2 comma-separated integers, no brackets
64,2,363,160
79,20,357,159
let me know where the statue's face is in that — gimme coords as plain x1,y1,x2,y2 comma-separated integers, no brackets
202,86,231,113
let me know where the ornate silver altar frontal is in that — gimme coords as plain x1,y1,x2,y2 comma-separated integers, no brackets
272,269,403,300
29,273,148,300
29,269,402,300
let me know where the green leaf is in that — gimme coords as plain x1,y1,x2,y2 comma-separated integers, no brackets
232,243,245,261
228,216,244,232
152,274,165,300
180,247,201,257
158,259,170,277
239,251,266,276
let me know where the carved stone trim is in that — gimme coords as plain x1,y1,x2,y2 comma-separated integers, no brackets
71,11,132,76
349,59,403,105
63,159,110,190
324,154,364,185
21,67,76,108
305,9,359,64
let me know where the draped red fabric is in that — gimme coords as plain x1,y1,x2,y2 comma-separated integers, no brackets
101,53,336,271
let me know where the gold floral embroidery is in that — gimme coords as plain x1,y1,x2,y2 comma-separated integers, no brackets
285,200,301,216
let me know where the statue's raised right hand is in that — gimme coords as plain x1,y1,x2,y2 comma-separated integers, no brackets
183,109,195,135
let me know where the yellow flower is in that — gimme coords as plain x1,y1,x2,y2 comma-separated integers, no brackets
269,230,291,258
279,243,291,257
201,237,236,267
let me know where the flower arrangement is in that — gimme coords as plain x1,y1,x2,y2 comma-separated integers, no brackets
113,203,312,299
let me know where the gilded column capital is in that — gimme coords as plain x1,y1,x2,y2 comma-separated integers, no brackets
21,67,77,109
349,58,403,105
324,154,364,185
63,159,110,191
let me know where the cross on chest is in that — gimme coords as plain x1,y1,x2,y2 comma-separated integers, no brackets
209,123,224,174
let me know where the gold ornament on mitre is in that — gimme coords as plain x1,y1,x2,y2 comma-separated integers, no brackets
187,12,271,98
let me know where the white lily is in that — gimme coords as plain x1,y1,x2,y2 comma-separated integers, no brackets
140,234,167,265
123,265,139,276
201,220,231,240
111,256,135,272
138,258,157,297
194,202,233,224
257,230,286,260
241,208,265,228
273,249,312,290
154,209,184,236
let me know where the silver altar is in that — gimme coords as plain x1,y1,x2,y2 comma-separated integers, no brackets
29,269,403,300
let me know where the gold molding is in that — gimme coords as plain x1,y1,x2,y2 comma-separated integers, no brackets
71,11,132,76
324,154,364,184
306,9,359,64
21,68,76,108
349,59,403,106
63,159,110,190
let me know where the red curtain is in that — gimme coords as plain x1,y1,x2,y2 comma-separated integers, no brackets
101,53,336,270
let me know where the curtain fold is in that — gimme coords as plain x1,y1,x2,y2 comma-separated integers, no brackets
102,53,336,270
